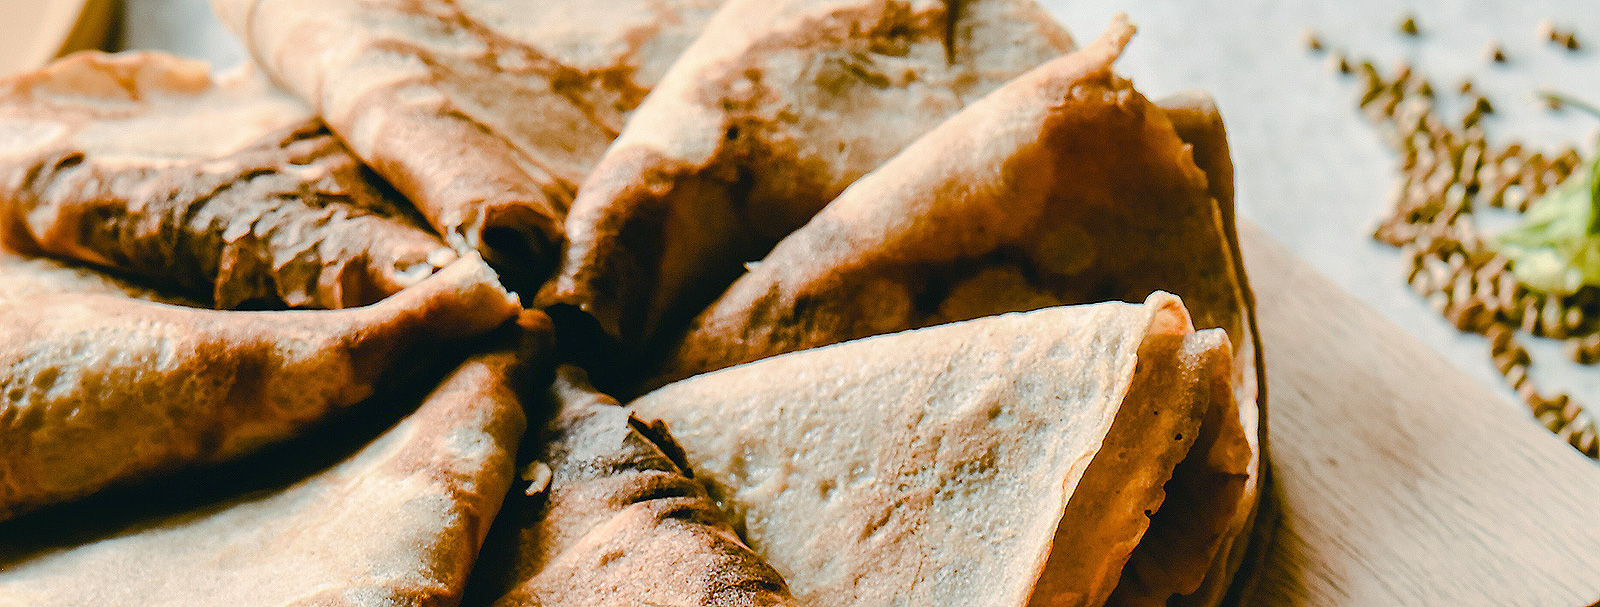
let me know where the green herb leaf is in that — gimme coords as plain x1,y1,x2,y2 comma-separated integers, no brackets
1494,92,1600,296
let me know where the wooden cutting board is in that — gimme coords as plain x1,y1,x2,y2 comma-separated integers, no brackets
0,0,116,79
1238,220,1600,606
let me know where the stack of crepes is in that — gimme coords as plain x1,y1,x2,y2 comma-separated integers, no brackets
0,1,1264,606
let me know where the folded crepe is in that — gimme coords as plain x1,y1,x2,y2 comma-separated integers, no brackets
643,19,1261,606
469,365,798,606
629,295,1253,607
0,51,457,309
0,253,519,522
540,0,1074,353
0,324,543,607
0,248,193,305
212,0,724,288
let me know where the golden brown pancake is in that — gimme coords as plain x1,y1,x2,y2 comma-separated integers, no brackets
0,331,542,607
0,253,518,522
211,0,725,290
630,294,1251,607
539,0,1074,355
474,365,799,607
0,51,456,309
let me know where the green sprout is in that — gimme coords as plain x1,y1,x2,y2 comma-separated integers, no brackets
1494,91,1600,296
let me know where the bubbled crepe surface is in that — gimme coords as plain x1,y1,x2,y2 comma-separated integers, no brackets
0,51,454,309
630,295,1241,607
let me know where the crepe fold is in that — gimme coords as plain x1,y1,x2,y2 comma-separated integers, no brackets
0,248,193,305
0,253,519,523
0,51,458,309
0,322,547,607
629,295,1251,607
642,18,1262,606
539,0,1074,356
467,365,798,607
212,0,723,290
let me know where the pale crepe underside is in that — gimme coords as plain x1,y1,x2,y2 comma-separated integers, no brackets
630,295,1244,607
542,0,1074,357
0,348,528,607
0,51,456,309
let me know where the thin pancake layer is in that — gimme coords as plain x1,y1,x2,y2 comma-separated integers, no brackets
473,365,798,607
0,337,538,607
0,51,455,309
629,295,1247,607
1145,89,1265,607
541,0,1073,355
0,248,193,305
0,253,518,522
644,19,1260,604
212,0,723,290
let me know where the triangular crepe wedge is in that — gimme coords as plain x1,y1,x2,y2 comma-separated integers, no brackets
211,0,724,289
539,0,1074,354
468,365,799,606
648,18,1254,396
637,20,1260,603
0,253,519,522
0,51,458,309
0,318,548,607
628,295,1250,607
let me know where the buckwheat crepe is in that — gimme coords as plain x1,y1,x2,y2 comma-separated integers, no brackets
212,0,723,288
644,19,1260,605
540,0,1074,352
0,248,192,304
1145,88,1266,607
0,51,455,309
472,365,798,607
0,253,519,522
629,295,1252,607
0,334,539,607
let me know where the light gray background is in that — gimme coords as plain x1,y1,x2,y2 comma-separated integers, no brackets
118,0,1600,411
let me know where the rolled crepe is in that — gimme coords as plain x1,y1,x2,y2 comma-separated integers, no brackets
212,0,724,288
540,0,1074,352
0,253,519,522
470,365,798,606
645,19,1261,606
0,51,457,309
0,329,541,607
629,295,1252,607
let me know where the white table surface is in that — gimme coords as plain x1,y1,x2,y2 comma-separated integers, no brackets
117,0,1600,414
